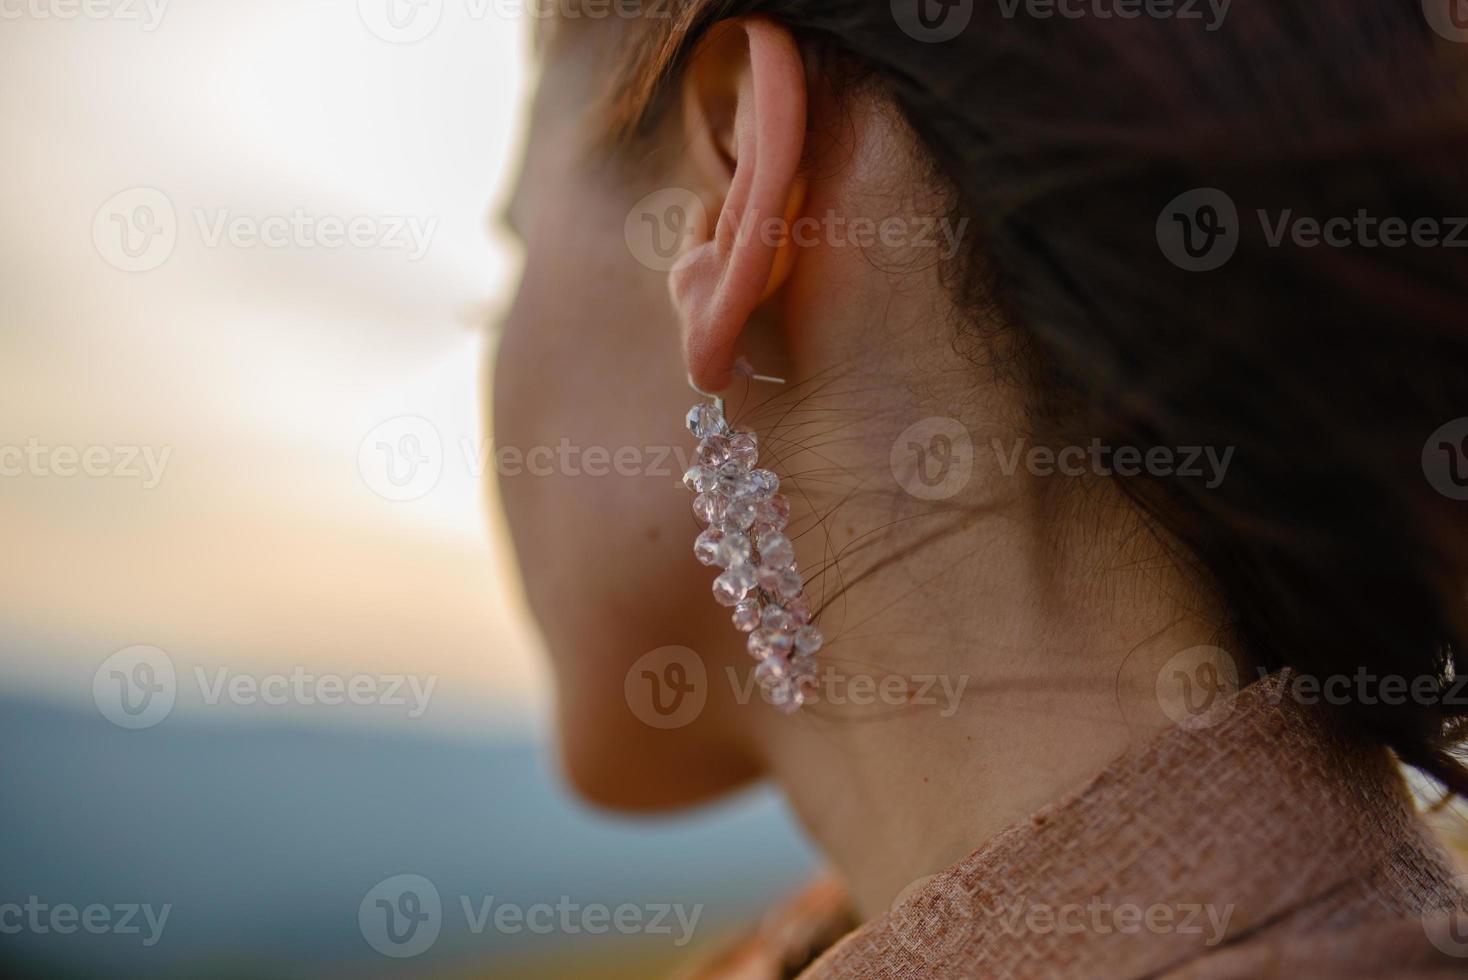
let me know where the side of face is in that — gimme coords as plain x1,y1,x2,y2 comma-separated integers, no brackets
493,18,981,813
491,29,763,810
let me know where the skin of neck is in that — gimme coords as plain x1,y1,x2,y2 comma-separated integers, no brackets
725,97,1231,920
743,355,1230,921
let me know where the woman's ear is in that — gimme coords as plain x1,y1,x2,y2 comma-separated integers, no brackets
669,17,807,393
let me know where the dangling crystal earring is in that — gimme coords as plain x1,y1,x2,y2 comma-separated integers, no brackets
683,361,823,713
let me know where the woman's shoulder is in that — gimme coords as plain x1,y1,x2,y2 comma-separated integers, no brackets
689,674,1468,979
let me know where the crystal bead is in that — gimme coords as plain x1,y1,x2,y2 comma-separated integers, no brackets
686,402,727,439
756,565,782,593
754,495,790,531
683,464,717,494
716,473,742,498
715,532,751,568
748,627,794,660
754,656,788,687
726,432,758,469
712,563,755,607
711,576,742,607
761,604,795,632
715,462,748,496
728,562,757,591
785,595,812,624
694,527,723,566
692,491,728,525
732,598,761,632
756,531,795,570
794,625,824,656
774,570,803,600
724,497,757,532
765,675,809,714
758,646,817,713
746,469,779,499
696,435,731,468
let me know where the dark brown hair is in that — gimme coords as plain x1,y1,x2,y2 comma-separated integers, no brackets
599,2,1468,791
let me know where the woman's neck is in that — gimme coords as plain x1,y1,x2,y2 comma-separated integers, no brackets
748,418,1229,919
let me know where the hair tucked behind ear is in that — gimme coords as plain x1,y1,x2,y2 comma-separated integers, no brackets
597,2,1468,793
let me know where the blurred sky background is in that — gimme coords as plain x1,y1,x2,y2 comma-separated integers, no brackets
0,3,817,976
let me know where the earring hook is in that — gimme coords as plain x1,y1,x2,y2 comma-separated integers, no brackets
734,356,786,387
686,374,724,415
687,358,786,414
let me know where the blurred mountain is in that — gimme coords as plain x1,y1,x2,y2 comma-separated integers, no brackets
0,697,817,978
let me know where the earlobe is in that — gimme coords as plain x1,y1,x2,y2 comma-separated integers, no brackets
667,17,808,394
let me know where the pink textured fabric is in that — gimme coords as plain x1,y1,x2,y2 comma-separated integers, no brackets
690,675,1468,979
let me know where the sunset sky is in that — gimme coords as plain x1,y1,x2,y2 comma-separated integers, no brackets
1,0,551,735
